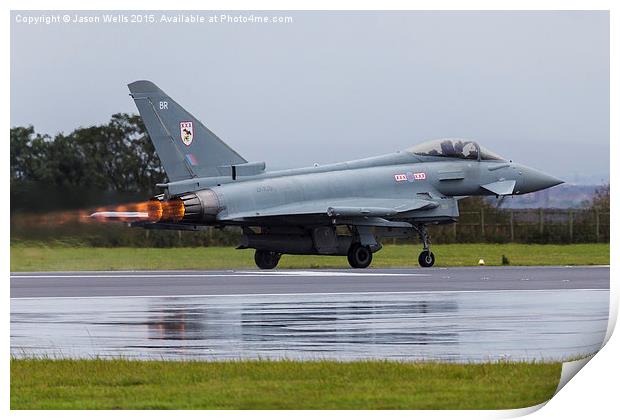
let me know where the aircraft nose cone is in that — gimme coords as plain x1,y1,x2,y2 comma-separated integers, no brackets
515,166,563,194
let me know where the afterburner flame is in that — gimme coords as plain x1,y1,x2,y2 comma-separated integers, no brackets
145,199,185,222
88,202,147,222
11,209,97,227
89,199,186,223
160,199,185,222
12,200,188,228
147,200,163,221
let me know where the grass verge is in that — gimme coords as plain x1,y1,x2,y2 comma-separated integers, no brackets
11,358,561,409
10,243,609,271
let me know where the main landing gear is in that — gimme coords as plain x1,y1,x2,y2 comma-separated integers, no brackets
414,224,435,267
347,243,373,269
254,250,281,269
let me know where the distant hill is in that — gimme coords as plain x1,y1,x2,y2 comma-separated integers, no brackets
494,184,600,209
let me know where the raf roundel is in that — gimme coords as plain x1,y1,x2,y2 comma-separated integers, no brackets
179,121,194,146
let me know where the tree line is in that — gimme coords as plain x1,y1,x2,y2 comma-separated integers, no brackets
11,113,165,211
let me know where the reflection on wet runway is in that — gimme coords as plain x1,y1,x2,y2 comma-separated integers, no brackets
11,290,608,362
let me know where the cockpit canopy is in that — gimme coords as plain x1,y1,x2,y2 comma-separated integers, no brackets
407,139,505,161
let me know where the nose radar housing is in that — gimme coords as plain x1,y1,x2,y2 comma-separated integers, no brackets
514,165,564,194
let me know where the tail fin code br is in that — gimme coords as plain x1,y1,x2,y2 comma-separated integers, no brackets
128,80,247,182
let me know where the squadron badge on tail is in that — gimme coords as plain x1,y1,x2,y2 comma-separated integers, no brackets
180,121,194,146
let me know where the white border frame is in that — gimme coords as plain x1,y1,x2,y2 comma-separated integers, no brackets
4,1,616,419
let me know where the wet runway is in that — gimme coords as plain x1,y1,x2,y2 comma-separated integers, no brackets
10,267,609,362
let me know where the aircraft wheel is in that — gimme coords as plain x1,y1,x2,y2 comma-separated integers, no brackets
418,251,435,267
347,243,373,269
254,250,280,269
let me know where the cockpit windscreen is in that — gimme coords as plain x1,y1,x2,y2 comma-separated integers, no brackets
478,146,504,161
407,139,505,161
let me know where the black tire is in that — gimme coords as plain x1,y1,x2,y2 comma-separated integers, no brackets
418,251,435,267
254,250,280,269
347,243,373,269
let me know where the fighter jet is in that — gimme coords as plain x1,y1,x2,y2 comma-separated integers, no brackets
92,80,563,269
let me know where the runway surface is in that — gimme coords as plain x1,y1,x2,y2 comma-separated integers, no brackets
10,266,610,298
10,266,610,362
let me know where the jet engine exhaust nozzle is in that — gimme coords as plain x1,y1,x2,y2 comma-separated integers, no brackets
148,189,221,223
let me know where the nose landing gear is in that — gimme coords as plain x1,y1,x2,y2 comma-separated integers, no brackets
418,250,435,267
414,224,435,267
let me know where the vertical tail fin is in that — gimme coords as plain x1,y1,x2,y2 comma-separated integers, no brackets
128,80,246,182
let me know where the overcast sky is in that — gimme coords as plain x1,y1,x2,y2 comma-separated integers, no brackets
11,11,609,184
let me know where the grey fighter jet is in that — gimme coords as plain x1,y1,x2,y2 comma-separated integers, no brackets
92,80,563,269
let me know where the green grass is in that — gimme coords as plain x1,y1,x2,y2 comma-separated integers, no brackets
10,358,561,409
10,243,609,271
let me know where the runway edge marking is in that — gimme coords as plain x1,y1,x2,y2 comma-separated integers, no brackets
10,288,609,301
9,272,429,279
9,265,610,277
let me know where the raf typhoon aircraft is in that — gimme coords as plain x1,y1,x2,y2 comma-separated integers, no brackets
92,81,563,269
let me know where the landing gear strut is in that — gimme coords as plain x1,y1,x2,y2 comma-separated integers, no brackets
254,250,281,269
414,224,435,267
347,243,373,268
